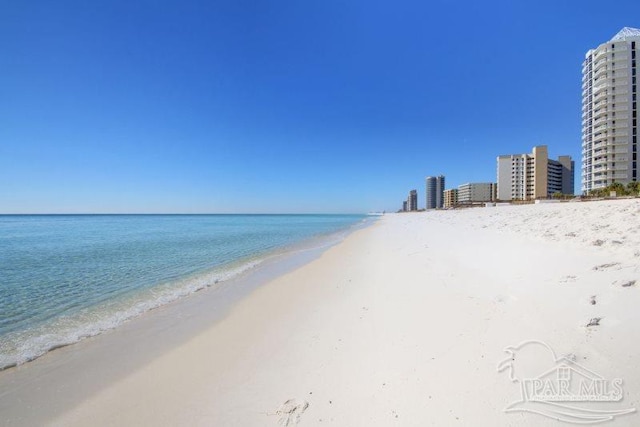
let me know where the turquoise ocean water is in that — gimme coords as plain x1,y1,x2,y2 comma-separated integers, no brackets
0,214,367,369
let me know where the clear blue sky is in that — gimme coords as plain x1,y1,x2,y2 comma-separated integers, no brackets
1,0,638,213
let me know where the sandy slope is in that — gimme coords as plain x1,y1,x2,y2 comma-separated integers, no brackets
50,199,640,426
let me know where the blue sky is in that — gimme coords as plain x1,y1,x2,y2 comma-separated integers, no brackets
1,0,639,213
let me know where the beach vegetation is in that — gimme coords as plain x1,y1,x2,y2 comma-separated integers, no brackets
586,182,640,197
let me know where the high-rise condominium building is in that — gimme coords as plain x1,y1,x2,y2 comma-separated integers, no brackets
407,189,418,211
443,189,458,209
457,183,497,205
582,27,640,194
425,175,445,209
497,145,574,201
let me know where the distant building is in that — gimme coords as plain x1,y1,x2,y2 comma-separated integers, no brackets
408,189,418,211
443,189,458,209
402,200,408,212
457,183,497,205
497,145,574,201
582,27,640,194
425,175,445,209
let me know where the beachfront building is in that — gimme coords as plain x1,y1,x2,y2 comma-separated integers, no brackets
582,27,640,194
425,175,445,209
407,190,418,211
402,201,408,212
443,189,458,209
457,183,497,205
497,145,574,201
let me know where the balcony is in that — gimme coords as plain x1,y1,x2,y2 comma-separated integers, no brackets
593,71,613,82
593,108,607,119
593,101,606,110
593,49,608,60
593,83,609,94
593,66,608,79
593,89,608,101
593,116,608,126
593,134,609,144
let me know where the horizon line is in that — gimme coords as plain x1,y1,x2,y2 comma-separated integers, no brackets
0,212,369,216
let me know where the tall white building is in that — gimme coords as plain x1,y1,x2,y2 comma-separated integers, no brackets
582,27,640,194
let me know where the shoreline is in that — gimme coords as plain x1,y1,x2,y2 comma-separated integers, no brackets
0,217,375,426
4,200,640,426
0,214,371,371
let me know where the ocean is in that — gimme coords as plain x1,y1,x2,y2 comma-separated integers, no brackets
0,214,367,369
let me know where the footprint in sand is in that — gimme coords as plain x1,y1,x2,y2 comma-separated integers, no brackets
276,399,309,426
614,280,636,288
560,275,577,283
592,262,621,271
586,317,602,327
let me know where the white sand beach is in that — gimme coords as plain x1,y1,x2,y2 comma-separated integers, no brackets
3,199,640,426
